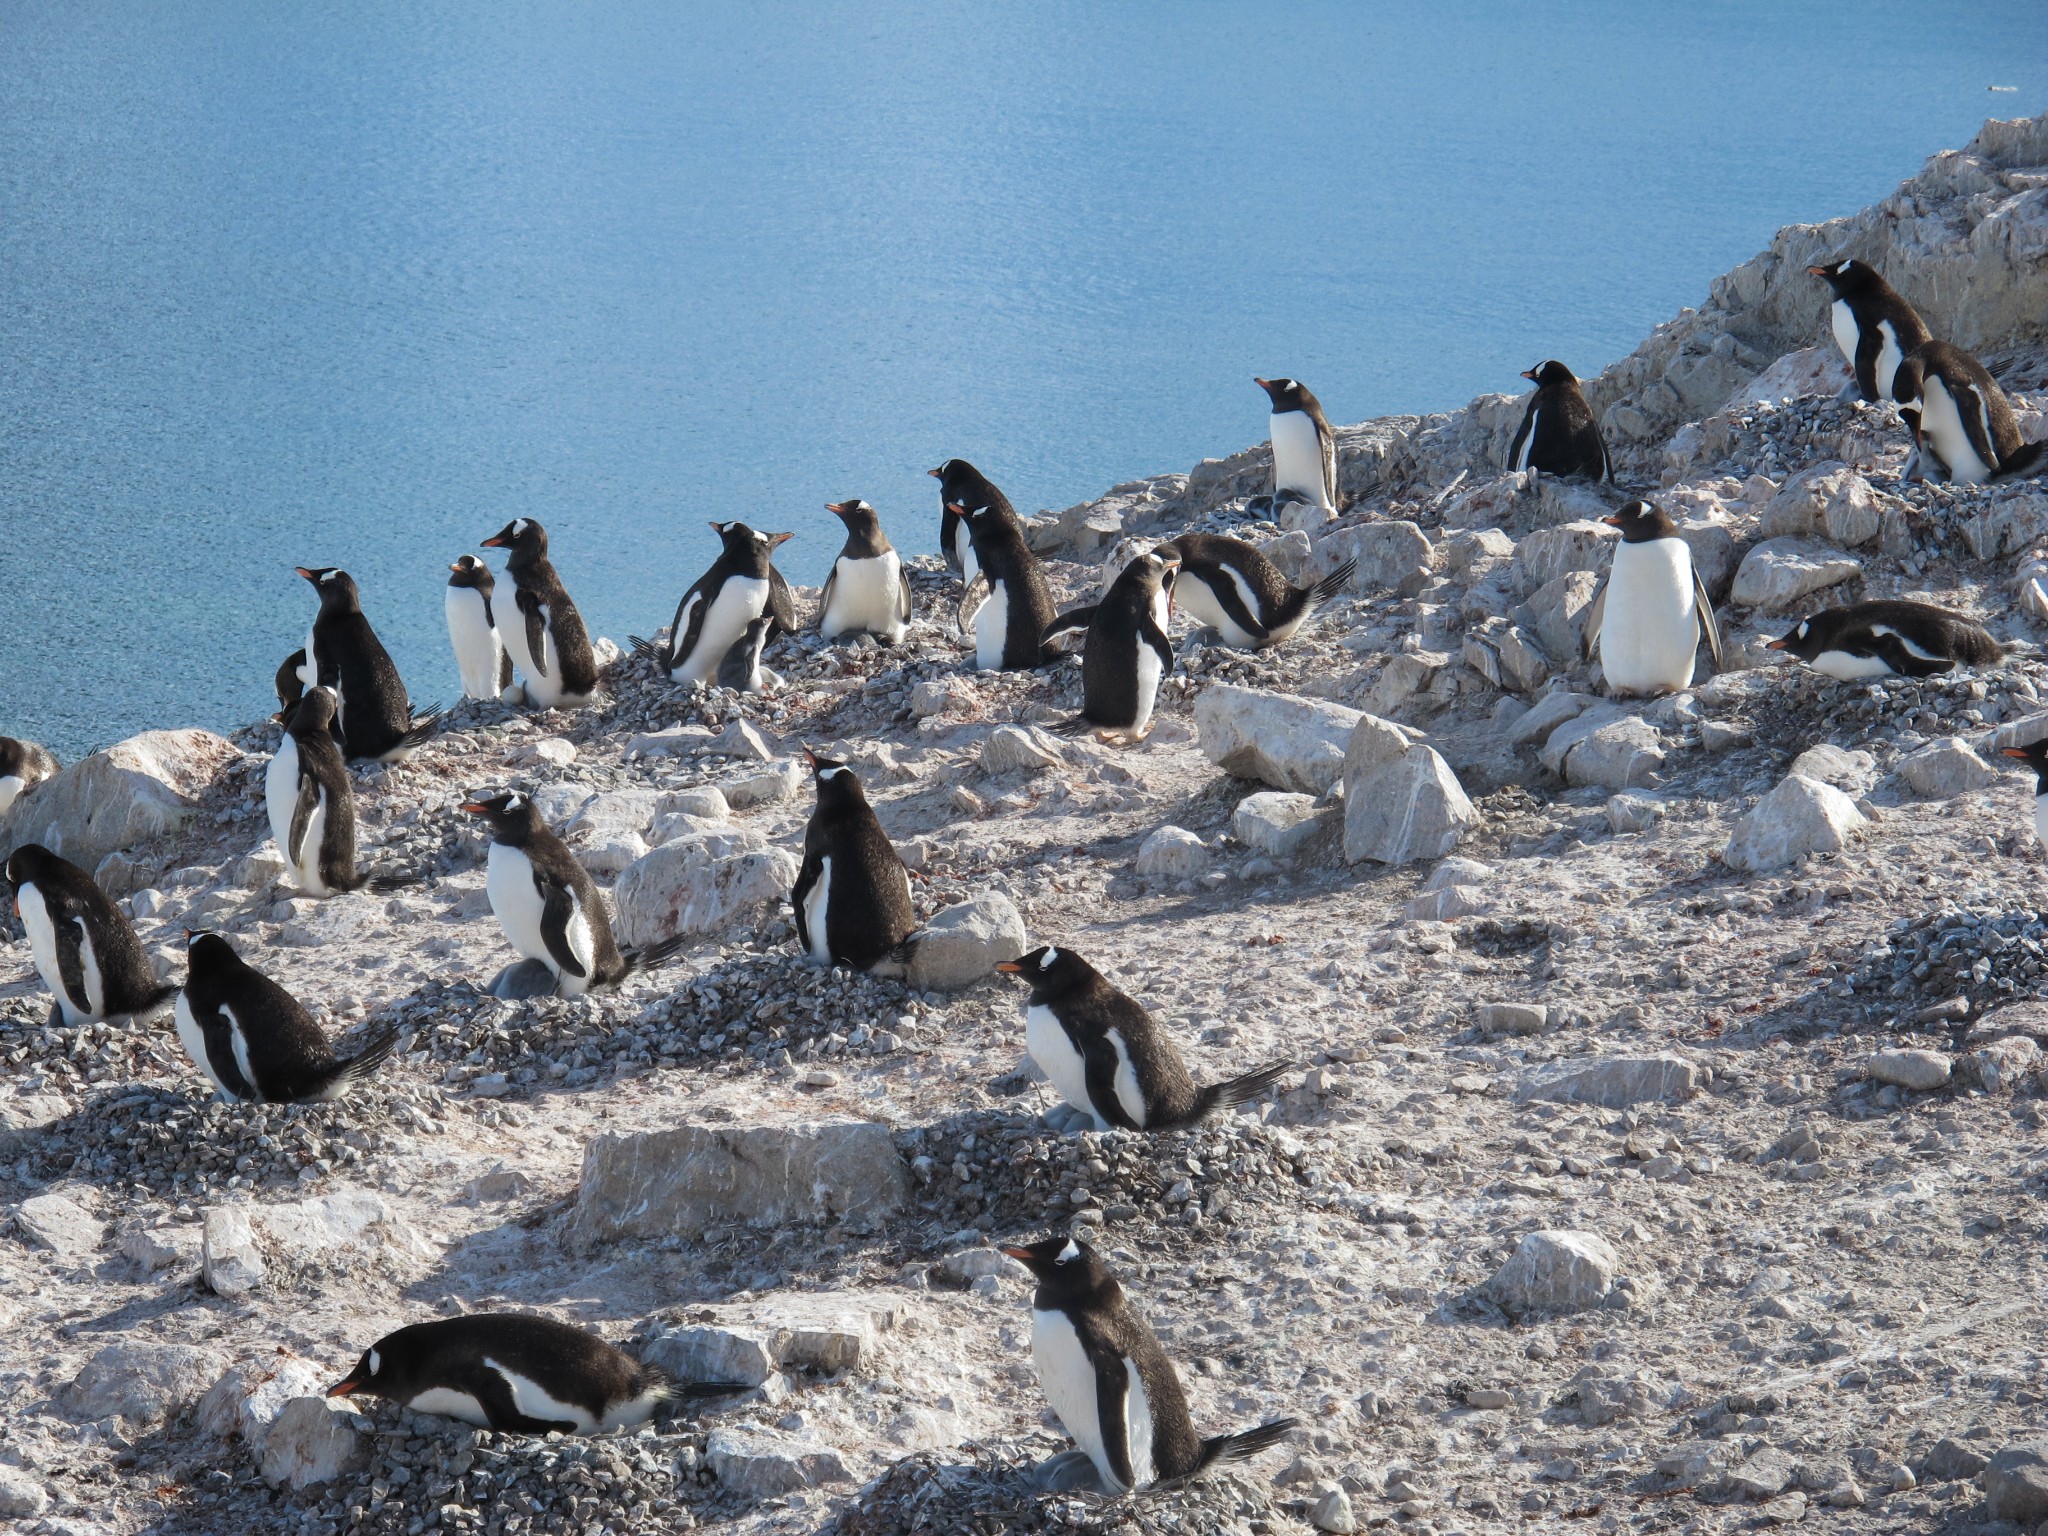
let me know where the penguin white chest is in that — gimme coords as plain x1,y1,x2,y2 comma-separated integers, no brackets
0,775,25,815
486,846,554,969
1028,1309,1153,1493
1027,1003,1104,1128
1829,300,1859,373
2034,794,2048,853
974,579,1011,670
265,738,300,864
1513,405,1541,471
676,577,770,685
953,520,980,586
445,586,504,700
822,553,906,641
1874,320,1906,400
19,884,91,1023
1919,377,1996,484
802,856,835,963
1269,411,1330,508
1808,648,1894,682
1130,640,1163,733
1602,539,1699,695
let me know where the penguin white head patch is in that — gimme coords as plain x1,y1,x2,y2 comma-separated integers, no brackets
368,1349,381,1375
1039,947,1059,970
753,529,770,543
1055,1238,1080,1264
511,518,530,536
1793,621,1809,640
1835,260,1852,275
504,793,524,811
319,570,341,584
815,765,847,780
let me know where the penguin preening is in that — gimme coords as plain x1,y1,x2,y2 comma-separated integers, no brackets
328,1314,746,1435
1768,599,2000,681
0,736,58,816
630,522,797,687
446,555,517,703
265,687,412,897
175,930,398,1103
1507,360,1610,480
930,459,1018,585
995,945,1290,1131
4,844,175,1027
479,520,600,709
818,500,912,644
1159,534,1355,650
1255,376,1336,519
2001,738,2048,855
999,1235,1297,1494
951,501,1057,672
1808,258,1931,404
1040,548,1180,742
791,749,917,971
296,567,439,762
715,614,777,693
462,791,686,997
1892,341,2047,485
1582,500,1724,697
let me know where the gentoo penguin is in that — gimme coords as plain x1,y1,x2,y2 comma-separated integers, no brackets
1255,377,1337,518
175,930,397,1103
818,500,912,643
715,614,776,693
1159,534,1357,650
274,650,307,724
327,1314,745,1435
297,567,439,762
479,519,600,709
929,459,1017,584
995,945,1290,1131
445,555,517,702
2001,738,2048,854
1040,548,1180,742
4,844,174,1026
1807,258,1931,404
791,749,917,970
0,737,58,815
630,522,796,687
1768,599,2000,680
264,686,396,896
1891,341,2047,485
461,791,685,996
1581,501,1723,697
1506,360,1610,480
998,1235,1297,1494
951,501,1057,671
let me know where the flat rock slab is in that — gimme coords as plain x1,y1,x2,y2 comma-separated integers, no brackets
1233,792,1330,857
705,1426,852,1497
572,1118,909,1246
1196,684,1362,795
14,1192,106,1262
646,1292,908,1387
1729,538,1861,612
1868,1048,1952,1091
1518,1054,1700,1108
62,1341,222,1426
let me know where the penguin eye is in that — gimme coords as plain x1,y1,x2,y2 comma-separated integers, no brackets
368,1349,381,1375
1055,1239,1080,1264
1039,947,1058,970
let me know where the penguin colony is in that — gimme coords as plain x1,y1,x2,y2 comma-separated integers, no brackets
0,250,2044,1515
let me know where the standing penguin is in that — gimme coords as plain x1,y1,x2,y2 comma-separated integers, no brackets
1506,361,1610,480
715,615,777,693
1582,501,1724,697
175,930,397,1103
4,844,174,1026
1040,548,1180,742
461,791,684,997
0,737,59,815
1767,599,2000,680
2002,738,2048,855
1255,377,1337,518
951,501,1057,671
1892,342,2047,485
298,567,439,762
995,945,1289,1131
1159,534,1356,650
479,520,600,709
998,1235,1297,1495
630,522,797,687
1808,258,1932,404
818,500,913,643
275,651,308,724
265,686,400,896
929,459,1017,584
327,1314,744,1435
791,749,917,970
445,555,517,702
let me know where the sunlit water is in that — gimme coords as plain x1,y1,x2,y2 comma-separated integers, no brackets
4,1,2045,757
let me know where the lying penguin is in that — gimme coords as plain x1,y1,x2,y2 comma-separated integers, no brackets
1768,599,2000,680
1892,341,2047,485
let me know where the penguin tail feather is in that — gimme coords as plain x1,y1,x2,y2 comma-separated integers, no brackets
1193,1418,1299,1476
396,710,443,753
334,1022,403,1088
1048,714,1095,737
1191,1060,1293,1122
1992,439,2048,483
623,931,690,976
130,983,180,1018
628,634,669,666
657,1379,753,1403
366,868,424,895
1307,558,1356,608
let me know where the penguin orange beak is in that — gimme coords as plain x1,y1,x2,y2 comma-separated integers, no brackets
2004,747,2034,760
824,501,852,515
1765,637,1789,651
926,467,943,479
1520,368,1540,381
1253,376,1270,389
944,500,967,515
998,1244,1034,1261
800,745,820,769
459,800,489,815
993,959,1025,974
294,567,318,581
1601,514,1624,528
1805,264,1831,278
449,561,466,573
326,1372,366,1398
769,532,794,548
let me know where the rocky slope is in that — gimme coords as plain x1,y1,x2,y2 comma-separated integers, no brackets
7,113,2048,1536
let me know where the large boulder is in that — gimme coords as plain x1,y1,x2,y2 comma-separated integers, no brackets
1541,711,1666,790
1485,1230,1620,1316
14,1192,105,1263
199,1356,365,1489
1135,826,1211,881
202,1207,267,1299
706,1427,852,1497
0,729,240,867
1722,774,1867,873
61,1341,222,1426
1196,685,1362,795
612,830,799,949
571,1118,909,1246
1233,792,1331,858
1342,745,1477,866
1729,538,1861,612
1312,520,1433,592
1759,463,1882,547
1984,1441,2048,1525
1897,737,1996,798
1512,521,1616,592
561,788,665,875
896,896,1027,991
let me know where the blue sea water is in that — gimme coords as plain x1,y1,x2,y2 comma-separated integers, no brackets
3,1,2045,759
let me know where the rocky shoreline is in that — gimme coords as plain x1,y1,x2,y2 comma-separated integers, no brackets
7,113,2048,1536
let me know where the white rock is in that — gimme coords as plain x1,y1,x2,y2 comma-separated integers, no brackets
1547,714,1665,790
1475,1002,1549,1037
1486,1230,1620,1316
705,1427,852,1496
14,1192,106,1262
612,830,799,949
1518,1055,1701,1108
1423,856,1495,891
1310,1485,1359,1533
510,736,578,767
1233,792,1329,857
1788,744,1877,795
661,787,730,821
646,1292,906,1389
202,1207,267,1299
1606,793,1667,834
1510,690,1594,749
61,1341,221,1425
1404,884,1493,921
1513,520,1616,591
1196,684,1362,795
910,677,978,718
124,1225,201,1272
1135,826,1211,880
1729,538,1861,612
721,758,805,808
562,788,664,875
1314,520,1433,592
898,896,1027,991
1722,774,1867,873
626,725,716,758
0,728,241,870
1959,1035,2043,1095
255,1188,428,1262
708,720,775,760
979,726,1063,775
234,847,291,892
572,1118,909,1245
1369,650,1453,717
0,1471,50,1518
1342,745,1477,866
1868,1048,1952,1091
260,1397,367,1489
1526,572,1602,663
1898,737,1996,799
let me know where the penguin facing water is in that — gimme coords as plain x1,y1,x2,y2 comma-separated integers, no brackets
1255,377,1337,519
1160,534,1355,650
999,1235,1297,1495
1581,500,1723,697
0,737,58,816
791,749,917,971
631,522,797,687
297,567,439,762
5,844,174,1026
175,930,397,1103
1040,547,1180,742
951,501,1057,671
446,555,517,702
1892,341,2047,485
818,500,912,643
1506,360,1610,480
1808,258,1931,404
479,520,600,709
930,459,1017,584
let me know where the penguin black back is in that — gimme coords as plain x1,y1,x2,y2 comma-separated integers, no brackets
1158,533,1355,650
930,459,1017,577
1807,257,1931,403
1507,360,1609,479
297,567,433,761
792,749,917,970
1891,341,2041,484
958,502,1057,670
480,518,600,703
0,736,59,812
275,650,307,724
1045,547,1178,738
281,686,362,891
4,843,172,1024
179,930,397,1102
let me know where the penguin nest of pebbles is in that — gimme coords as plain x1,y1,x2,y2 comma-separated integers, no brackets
1843,905,2048,1013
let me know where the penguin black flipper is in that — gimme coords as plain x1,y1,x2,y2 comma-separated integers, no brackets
956,573,989,637
187,993,260,1101
816,568,838,628
517,589,551,679
535,872,590,980
768,567,798,636
1950,378,2004,477
1869,631,1954,678
460,1363,580,1435
1507,399,1536,474
1196,574,1272,646
897,566,914,626
791,847,822,956
1693,568,1724,674
287,775,323,871
52,909,91,1021
1087,1333,1141,1493
1138,613,1173,679
1580,577,1609,662
1078,1029,1143,1132
1041,607,1098,653
1316,419,1337,512
667,586,710,674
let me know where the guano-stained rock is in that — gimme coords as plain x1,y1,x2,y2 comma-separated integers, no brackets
1486,1230,1620,1316
613,830,799,949
1342,745,1476,866
1196,685,1362,795
0,728,241,870
1722,774,1867,873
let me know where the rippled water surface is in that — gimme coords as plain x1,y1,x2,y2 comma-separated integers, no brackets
4,1,2046,756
